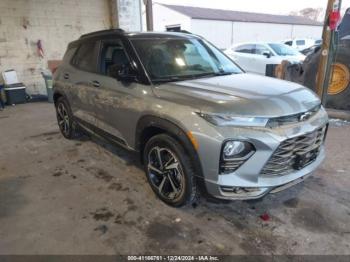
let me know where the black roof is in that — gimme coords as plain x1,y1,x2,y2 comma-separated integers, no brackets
126,31,197,39
78,29,196,41
80,28,125,38
160,4,323,26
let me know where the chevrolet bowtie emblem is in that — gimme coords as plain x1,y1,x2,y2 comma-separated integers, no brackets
299,111,312,121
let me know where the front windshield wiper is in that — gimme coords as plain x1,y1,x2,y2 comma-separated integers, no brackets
152,71,237,83
215,71,235,76
152,76,182,83
195,71,235,78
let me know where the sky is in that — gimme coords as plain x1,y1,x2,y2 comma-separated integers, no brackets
155,0,350,16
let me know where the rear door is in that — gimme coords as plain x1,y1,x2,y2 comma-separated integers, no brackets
67,40,101,126
232,44,256,73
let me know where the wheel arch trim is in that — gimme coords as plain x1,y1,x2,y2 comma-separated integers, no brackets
135,115,204,179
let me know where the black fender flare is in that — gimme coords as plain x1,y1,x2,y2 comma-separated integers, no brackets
135,115,204,180
53,90,68,105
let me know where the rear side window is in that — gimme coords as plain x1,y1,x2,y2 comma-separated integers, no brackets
296,40,305,46
71,41,98,72
234,44,255,54
285,41,292,46
254,44,270,55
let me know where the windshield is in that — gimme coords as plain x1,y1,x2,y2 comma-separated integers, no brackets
131,38,242,82
268,43,301,56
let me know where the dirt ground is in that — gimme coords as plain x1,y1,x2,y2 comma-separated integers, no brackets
0,102,350,255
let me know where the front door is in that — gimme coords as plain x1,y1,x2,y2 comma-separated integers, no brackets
253,44,272,75
232,44,256,73
90,39,140,145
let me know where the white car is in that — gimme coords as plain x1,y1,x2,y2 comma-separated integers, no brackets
224,42,306,75
283,38,317,50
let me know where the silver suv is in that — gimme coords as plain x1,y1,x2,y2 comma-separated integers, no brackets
53,29,328,207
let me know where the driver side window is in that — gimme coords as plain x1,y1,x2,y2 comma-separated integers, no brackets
99,40,130,78
234,44,255,54
254,45,271,56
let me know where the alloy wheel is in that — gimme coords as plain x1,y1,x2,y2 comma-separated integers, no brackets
57,102,70,136
147,146,185,200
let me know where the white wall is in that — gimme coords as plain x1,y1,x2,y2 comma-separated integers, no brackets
190,19,233,49
153,4,192,32
152,5,323,49
292,25,323,39
191,19,322,49
0,0,143,95
232,22,295,44
231,22,322,43
0,0,112,95
116,0,142,31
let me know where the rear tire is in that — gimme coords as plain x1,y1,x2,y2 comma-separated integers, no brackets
143,134,199,207
303,47,350,110
326,47,350,110
55,97,82,139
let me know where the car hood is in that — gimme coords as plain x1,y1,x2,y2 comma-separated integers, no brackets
152,73,320,117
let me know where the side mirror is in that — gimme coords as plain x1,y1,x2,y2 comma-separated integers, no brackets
262,52,271,58
116,71,137,83
114,64,137,83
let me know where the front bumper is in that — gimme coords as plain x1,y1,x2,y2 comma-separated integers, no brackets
192,108,328,200
205,146,325,200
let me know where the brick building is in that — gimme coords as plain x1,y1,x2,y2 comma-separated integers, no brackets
0,0,142,95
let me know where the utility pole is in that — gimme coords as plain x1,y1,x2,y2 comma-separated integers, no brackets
315,0,342,105
144,0,153,31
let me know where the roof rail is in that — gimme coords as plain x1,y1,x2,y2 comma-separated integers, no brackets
80,28,125,39
179,30,192,34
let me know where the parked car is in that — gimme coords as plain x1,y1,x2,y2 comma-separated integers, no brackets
283,38,317,50
300,44,321,56
224,42,305,75
54,30,328,207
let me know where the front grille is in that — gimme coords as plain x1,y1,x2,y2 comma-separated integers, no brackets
267,105,321,128
260,126,327,176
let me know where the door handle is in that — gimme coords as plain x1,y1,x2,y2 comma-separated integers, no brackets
63,73,69,79
92,80,100,88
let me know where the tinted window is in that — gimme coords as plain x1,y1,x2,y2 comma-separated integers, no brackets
285,41,292,46
99,40,129,76
296,40,305,46
254,44,271,55
72,41,98,72
268,43,300,56
234,44,255,54
131,38,242,81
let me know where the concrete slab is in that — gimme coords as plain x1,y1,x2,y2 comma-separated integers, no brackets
0,103,349,255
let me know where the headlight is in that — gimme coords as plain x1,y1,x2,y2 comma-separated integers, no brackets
197,113,268,127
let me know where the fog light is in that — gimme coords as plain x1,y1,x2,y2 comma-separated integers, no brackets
223,141,245,157
220,141,255,173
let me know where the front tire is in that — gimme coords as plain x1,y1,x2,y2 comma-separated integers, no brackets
143,134,198,207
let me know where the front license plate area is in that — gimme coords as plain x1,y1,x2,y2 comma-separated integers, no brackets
293,149,319,170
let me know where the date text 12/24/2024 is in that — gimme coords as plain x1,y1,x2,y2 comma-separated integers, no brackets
127,256,219,261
